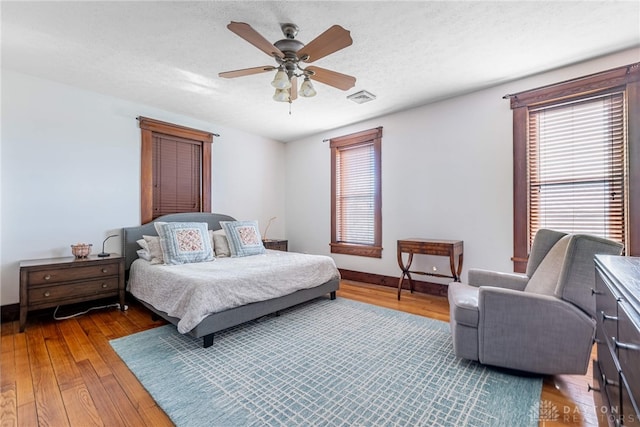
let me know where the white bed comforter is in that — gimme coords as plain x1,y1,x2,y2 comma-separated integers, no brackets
127,250,340,333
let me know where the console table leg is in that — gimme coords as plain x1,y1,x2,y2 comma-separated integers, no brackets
397,273,405,300
456,253,464,282
397,252,414,300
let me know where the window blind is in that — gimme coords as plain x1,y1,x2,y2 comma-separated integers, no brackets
152,135,202,219
528,92,626,249
335,143,375,245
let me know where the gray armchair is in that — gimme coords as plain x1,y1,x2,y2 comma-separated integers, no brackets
448,229,623,375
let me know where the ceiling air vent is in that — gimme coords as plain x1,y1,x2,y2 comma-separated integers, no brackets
347,90,376,104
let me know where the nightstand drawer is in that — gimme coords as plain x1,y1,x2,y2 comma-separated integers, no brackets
27,262,120,285
28,277,120,305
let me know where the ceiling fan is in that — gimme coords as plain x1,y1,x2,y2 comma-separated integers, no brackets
218,21,356,103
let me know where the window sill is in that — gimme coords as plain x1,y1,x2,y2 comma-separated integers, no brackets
330,243,382,258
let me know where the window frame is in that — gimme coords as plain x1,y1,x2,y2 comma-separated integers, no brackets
330,127,383,258
138,117,212,224
508,63,640,272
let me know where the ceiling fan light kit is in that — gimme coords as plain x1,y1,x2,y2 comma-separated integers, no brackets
273,88,290,102
299,77,317,98
219,21,356,106
271,67,292,89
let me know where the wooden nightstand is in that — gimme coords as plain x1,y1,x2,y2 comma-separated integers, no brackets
19,254,125,332
263,239,288,252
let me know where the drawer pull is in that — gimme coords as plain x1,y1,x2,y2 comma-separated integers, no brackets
601,311,618,322
101,283,108,288
587,383,600,392
43,291,51,297
101,268,108,273
591,288,603,295
613,338,640,352
603,374,619,387
44,274,51,280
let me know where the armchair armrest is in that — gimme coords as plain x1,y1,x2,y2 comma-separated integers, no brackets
476,286,596,375
467,268,529,291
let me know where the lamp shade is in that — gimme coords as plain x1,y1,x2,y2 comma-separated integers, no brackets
299,77,317,97
273,88,290,102
271,69,291,89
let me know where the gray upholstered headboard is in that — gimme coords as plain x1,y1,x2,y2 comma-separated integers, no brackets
122,212,236,270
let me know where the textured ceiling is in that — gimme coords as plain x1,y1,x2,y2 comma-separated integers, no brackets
2,1,639,142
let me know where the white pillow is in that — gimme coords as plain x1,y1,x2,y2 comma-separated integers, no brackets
143,235,164,264
212,229,231,257
136,238,149,251
136,248,153,261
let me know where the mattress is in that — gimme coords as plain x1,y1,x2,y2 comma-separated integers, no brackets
128,250,340,333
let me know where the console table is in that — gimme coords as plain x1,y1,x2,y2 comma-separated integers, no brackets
396,238,463,300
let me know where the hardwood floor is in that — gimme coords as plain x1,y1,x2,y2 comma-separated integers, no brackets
1,281,600,426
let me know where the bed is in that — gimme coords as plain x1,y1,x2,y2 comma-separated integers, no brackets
122,212,340,348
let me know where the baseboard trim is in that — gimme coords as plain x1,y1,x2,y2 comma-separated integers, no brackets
1,303,19,323
338,268,448,297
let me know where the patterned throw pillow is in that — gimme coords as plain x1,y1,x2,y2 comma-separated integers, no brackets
154,222,214,265
220,220,266,257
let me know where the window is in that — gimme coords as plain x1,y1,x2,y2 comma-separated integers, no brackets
528,93,625,246
138,117,212,224
330,127,382,258
508,63,640,272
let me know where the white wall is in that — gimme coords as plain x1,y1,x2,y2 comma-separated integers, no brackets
0,70,286,305
2,48,637,306
285,48,640,284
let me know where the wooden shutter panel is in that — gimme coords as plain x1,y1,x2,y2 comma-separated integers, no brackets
152,134,202,219
528,92,626,249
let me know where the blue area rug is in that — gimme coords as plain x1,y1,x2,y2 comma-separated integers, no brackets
110,298,542,426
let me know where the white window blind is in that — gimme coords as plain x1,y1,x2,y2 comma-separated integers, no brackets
528,92,626,249
335,143,375,245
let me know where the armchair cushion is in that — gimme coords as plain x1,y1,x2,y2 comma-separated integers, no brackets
524,235,570,297
525,228,567,277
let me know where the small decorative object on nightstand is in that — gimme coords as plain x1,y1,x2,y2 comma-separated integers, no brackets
262,216,277,241
263,239,288,252
19,254,125,332
70,243,92,259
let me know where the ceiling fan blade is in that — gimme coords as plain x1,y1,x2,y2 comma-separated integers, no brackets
298,25,353,63
227,21,284,59
218,66,275,79
306,66,356,91
289,76,298,101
